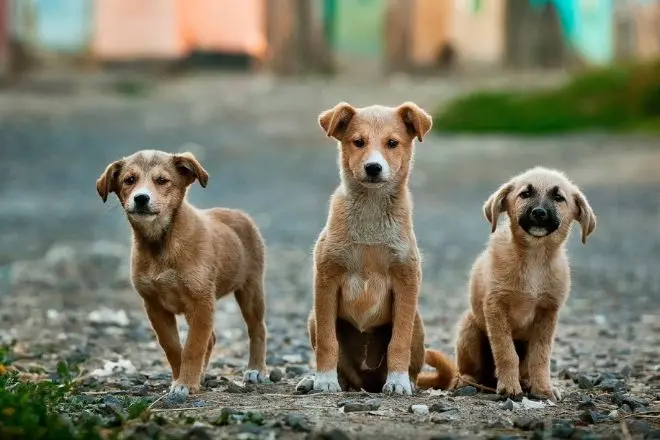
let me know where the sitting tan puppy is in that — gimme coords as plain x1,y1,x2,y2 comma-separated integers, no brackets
96,150,267,399
302,102,433,395
454,167,596,400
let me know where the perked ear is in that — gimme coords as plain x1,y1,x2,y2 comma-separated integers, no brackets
483,182,514,233
397,102,433,142
96,160,124,203
318,102,356,140
173,152,209,188
573,189,596,244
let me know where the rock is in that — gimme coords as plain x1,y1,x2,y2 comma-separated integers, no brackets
577,398,596,410
576,374,594,390
225,381,247,393
285,365,307,378
521,397,546,409
295,376,314,394
429,402,458,413
550,419,575,439
132,385,148,396
558,368,576,381
87,307,130,327
183,426,213,440
431,411,459,423
408,404,429,415
102,395,124,414
612,393,648,411
307,430,352,440
626,419,651,437
514,416,539,431
204,379,221,388
501,398,521,411
284,413,312,432
596,378,624,392
621,404,633,413
620,365,633,378
340,399,381,413
269,367,284,383
239,422,264,435
581,410,608,424
452,385,477,397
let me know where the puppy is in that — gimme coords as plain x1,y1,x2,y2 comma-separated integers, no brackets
96,150,268,398
451,167,596,400
301,101,434,395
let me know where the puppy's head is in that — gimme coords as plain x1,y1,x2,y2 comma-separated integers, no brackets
96,150,208,230
484,167,596,244
318,102,432,189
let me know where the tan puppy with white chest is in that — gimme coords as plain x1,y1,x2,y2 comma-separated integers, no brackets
96,150,267,399
455,167,596,400
304,102,432,395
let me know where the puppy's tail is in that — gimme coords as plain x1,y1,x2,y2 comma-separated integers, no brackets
416,349,458,390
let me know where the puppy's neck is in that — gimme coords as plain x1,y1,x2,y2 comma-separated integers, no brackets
341,174,409,245
129,202,196,256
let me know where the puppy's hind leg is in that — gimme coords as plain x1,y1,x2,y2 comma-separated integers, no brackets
456,311,494,389
235,278,268,383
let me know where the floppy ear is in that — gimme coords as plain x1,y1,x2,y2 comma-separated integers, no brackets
397,102,433,142
483,182,514,233
96,160,124,203
173,152,209,188
318,102,356,140
573,189,596,244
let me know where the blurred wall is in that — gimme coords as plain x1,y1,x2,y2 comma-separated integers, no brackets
450,0,505,67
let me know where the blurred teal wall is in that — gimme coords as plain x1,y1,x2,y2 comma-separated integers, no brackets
326,0,386,61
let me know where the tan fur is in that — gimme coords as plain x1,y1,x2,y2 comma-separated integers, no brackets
455,167,596,400
96,150,267,395
306,101,436,395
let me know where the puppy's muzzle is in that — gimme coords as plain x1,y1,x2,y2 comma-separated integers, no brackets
519,205,560,237
364,162,382,179
128,191,159,215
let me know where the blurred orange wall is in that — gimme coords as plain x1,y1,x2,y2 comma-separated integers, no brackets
450,0,505,66
411,0,452,66
633,1,660,60
182,0,266,59
93,0,266,60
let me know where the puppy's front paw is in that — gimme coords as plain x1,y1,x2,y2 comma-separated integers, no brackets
168,381,192,403
312,371,342,393
496,377,523,398
382,372,413,396
244,369,266,384
531,384,558,402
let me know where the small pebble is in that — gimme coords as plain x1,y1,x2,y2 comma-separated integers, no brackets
269,367,284,383
581,410,608,424
295,376,314,394
408,404,429,415
225,381,247,394
452,385,477,397
284,413,312,432
340,399,381,413
576,374,594,390
429,402,458,413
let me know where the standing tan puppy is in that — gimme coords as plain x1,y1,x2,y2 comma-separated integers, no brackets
452,167,596,400
301,102,433,395
96,150,268,399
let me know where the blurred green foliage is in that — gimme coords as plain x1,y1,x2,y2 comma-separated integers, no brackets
434,60,660,135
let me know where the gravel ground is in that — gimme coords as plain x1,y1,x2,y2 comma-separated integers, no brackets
1,71,660,439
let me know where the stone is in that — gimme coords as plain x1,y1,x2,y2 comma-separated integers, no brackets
225,381,247,393
550,419,575,439
501,398,520,411
340,399,381,413
408,404,429,415
514,416,539,431
284,413,312,432
308,429,353,440
581,410,608,424
576,374,594,390
626,419,651,437
269,367,284,383
429,402,458,413
452,385,477,397
295,376,314,394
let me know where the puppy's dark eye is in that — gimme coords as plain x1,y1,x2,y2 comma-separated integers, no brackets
553,194,565,203
519,190,533,199
353,139,365,148
386,139,399,149
155,177,169,185
124,176,136,185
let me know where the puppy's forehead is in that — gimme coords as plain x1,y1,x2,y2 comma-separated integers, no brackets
351,106,401,130
124,149,173,170
515,167,573,191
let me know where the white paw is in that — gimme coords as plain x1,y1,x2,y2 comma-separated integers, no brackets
168,382,190,402
313,370,342,393
244,369,266,384
382,372,413,395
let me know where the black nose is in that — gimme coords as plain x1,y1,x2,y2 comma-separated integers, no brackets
364,163,382,178
531,207,547,220
134,194,150,207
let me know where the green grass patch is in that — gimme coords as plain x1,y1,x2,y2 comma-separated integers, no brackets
434,60,660,135
0,345,153,440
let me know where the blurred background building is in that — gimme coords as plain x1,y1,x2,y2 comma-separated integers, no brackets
0,0,658,79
